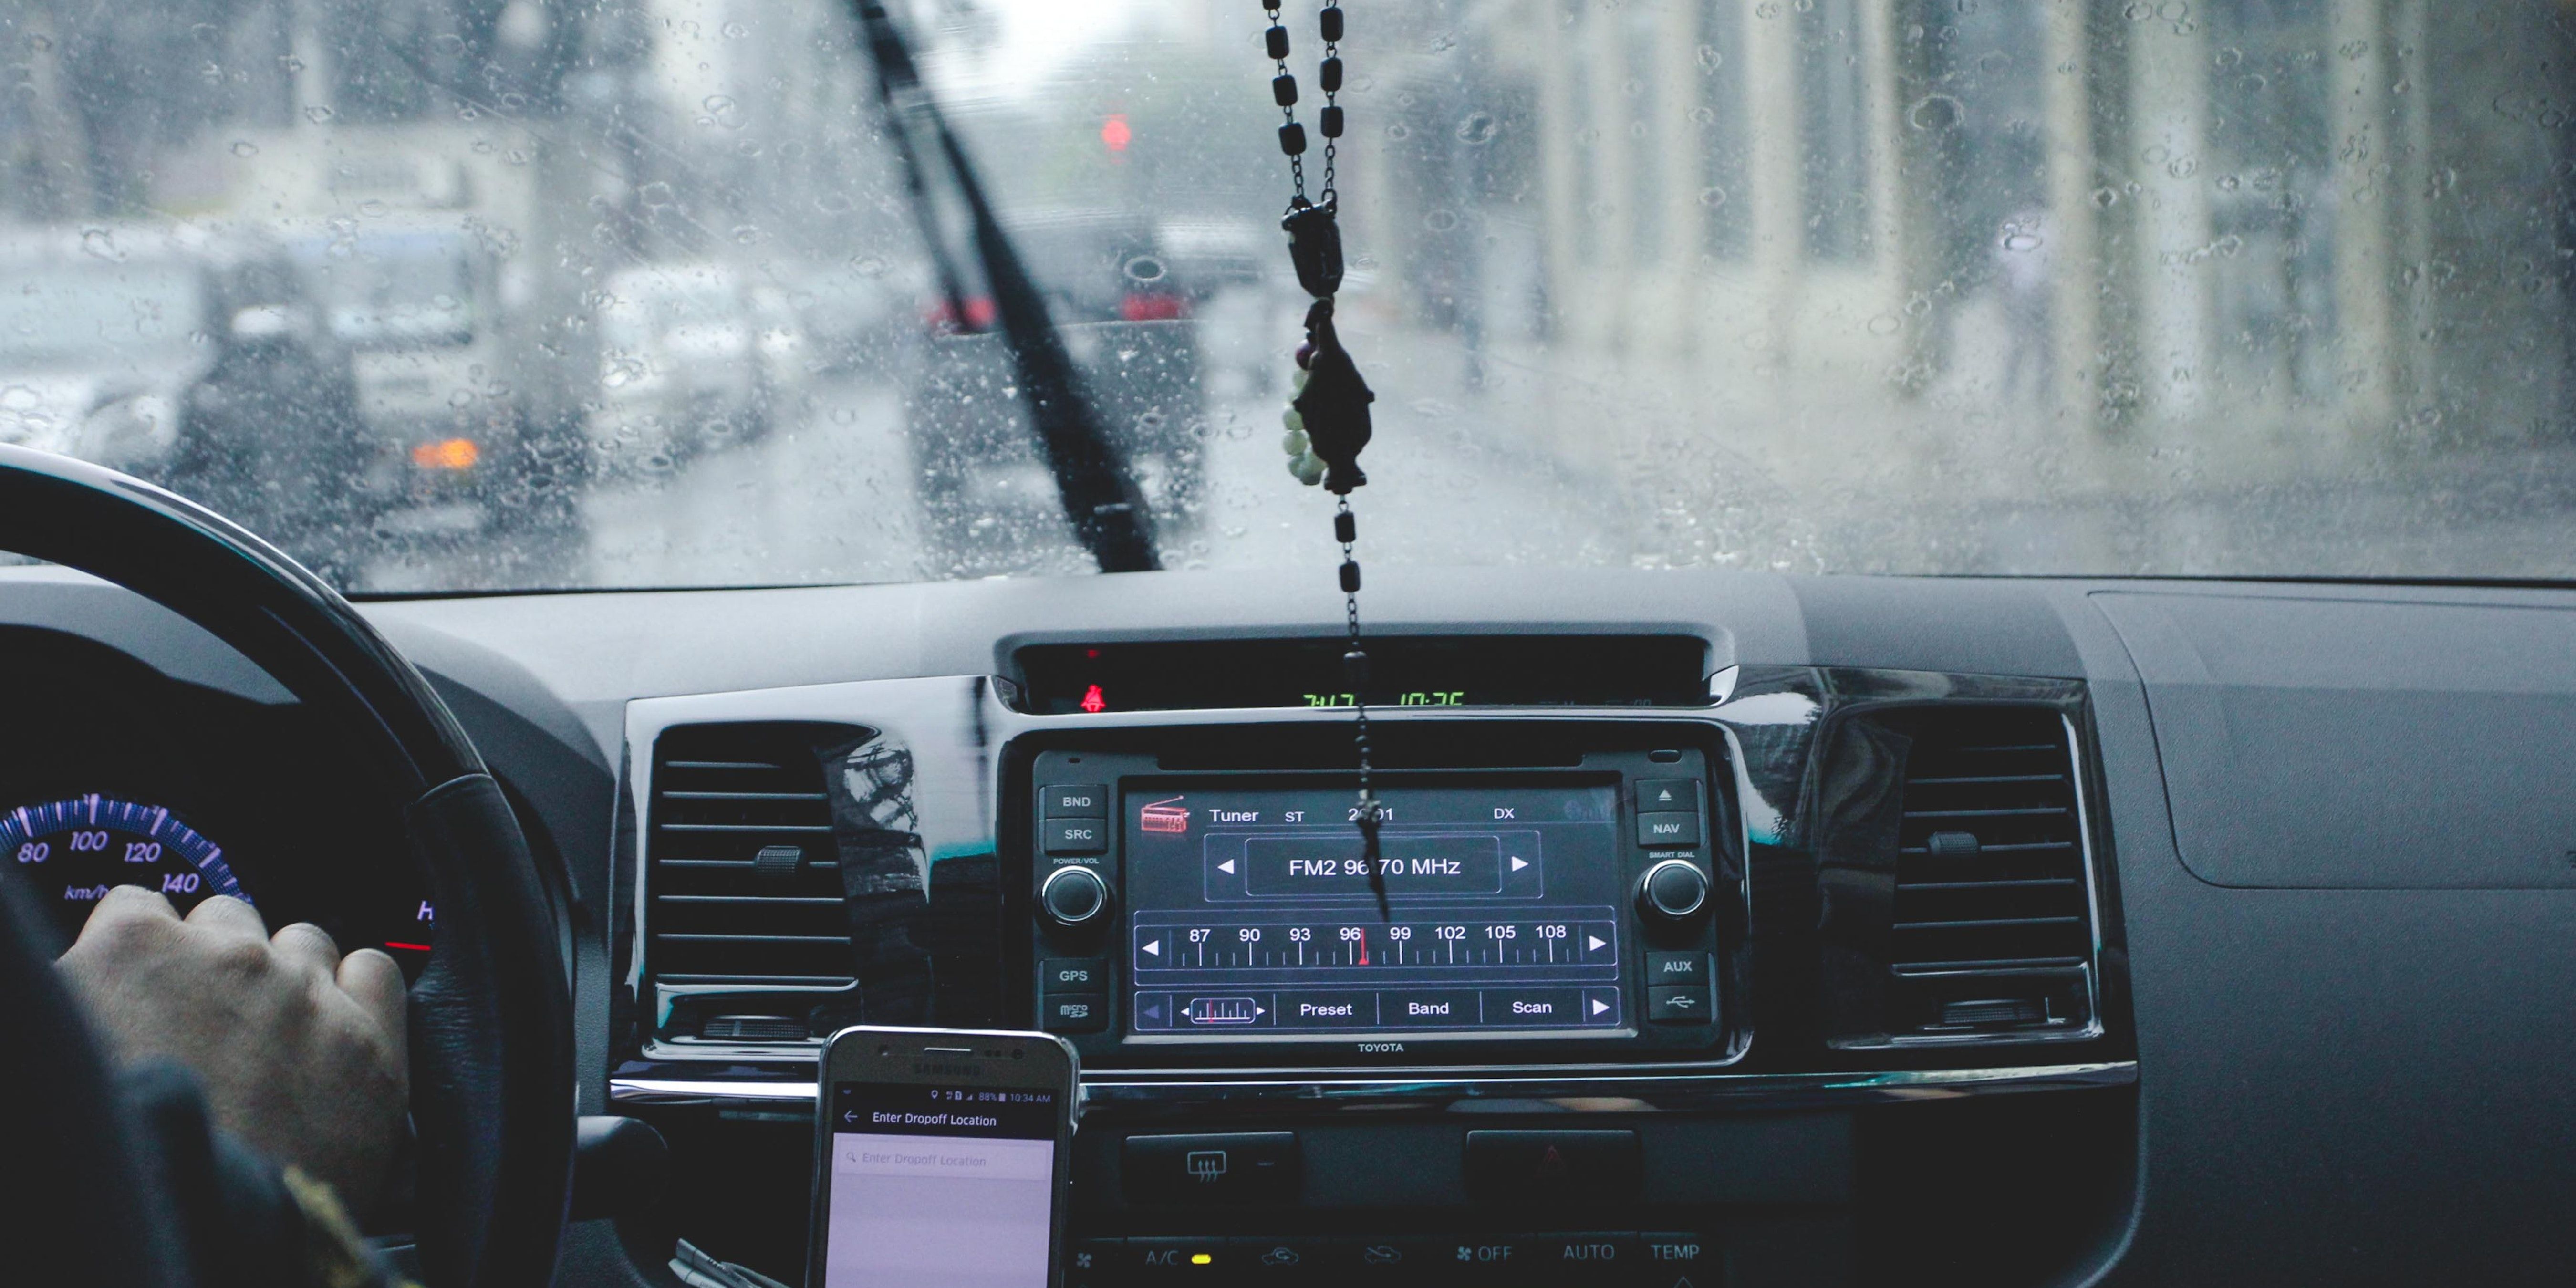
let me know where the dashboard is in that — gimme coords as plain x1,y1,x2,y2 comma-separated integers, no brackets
9,563,2576,1286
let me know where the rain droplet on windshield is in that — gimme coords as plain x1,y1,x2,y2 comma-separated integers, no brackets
1908,95,1963,131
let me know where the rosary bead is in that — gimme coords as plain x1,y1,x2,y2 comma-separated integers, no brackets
1335,510,1356,544
1320,5,1344,42
1339,559,1362,593
1278,121,1307,156
1265,24,1289,59
1319,56,1342,93
1273,73,1298,107
1319,105,1343,138
1295,340,1315,369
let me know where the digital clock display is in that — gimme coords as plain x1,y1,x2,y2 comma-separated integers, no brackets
1303,690,1465,708
1016,636,1708,715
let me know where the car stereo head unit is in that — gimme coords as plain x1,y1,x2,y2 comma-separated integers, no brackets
1018,734,1744,1070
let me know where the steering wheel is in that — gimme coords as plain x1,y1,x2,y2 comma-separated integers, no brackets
0,445,573,1288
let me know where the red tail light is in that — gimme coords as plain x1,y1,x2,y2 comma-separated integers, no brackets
1120,291,1188,322
924,295,997,333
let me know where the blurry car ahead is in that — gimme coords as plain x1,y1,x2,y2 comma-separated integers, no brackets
275,215,569,526
904,210,1207,569
589,262,784,474
0,223,225,478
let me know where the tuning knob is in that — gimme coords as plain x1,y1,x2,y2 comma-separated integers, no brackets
1039,865,1111,928
1637,858,1710,921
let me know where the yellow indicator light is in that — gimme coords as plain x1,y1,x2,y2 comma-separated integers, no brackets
411,437,481,470
1189,1254,1212,1266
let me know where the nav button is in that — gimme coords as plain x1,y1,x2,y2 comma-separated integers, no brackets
1635,811,1701,847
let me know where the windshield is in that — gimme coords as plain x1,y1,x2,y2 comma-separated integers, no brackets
5,0,2573,589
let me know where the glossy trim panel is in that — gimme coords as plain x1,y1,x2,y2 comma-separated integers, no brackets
610,1059,2138,1111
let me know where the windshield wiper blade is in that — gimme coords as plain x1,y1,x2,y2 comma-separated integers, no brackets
847,0,1161,574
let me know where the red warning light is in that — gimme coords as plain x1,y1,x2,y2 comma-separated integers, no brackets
1101,114,1132,152
1079,684,1107,714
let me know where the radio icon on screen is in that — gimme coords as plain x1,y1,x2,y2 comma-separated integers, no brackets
1139,796,1189,834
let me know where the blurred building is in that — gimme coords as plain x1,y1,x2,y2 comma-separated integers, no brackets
1350,0,2576,479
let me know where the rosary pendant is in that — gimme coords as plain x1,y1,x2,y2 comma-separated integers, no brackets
1278,205,1375,493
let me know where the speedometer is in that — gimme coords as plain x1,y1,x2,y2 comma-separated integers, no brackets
2,795,244,933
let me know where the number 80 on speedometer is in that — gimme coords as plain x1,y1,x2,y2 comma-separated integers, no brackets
2,795,246,930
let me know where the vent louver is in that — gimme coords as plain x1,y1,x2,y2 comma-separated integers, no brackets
1885,706,2094,1037
647,724,857,991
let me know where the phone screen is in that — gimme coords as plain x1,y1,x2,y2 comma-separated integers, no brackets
819,1080,1061,1288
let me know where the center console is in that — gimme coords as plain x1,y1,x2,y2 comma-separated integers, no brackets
1020,733,1748,1073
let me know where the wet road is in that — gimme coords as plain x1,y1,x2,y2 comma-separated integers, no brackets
354,298,1639,593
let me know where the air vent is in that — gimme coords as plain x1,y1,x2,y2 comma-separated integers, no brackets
647,723,860,990
1885,706,2094,1037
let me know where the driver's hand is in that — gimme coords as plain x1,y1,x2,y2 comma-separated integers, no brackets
58,888,408,1218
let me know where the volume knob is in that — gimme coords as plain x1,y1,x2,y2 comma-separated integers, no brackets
1637,858,1710,921
1039,865,1111,927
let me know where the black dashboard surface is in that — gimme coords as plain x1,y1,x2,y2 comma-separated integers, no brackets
7,563,2575,1283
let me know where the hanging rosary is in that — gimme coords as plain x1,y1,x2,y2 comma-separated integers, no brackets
1260,0,1387,915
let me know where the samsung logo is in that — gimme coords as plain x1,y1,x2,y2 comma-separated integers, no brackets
912,1062,982,1076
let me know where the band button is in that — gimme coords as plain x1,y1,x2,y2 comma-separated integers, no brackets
1044,783,1109,818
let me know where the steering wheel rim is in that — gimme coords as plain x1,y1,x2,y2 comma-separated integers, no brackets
0,444,574,1288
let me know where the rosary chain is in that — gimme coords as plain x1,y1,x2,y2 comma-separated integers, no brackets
1339,497,1371,819
1318,5,1342,204
1263,3,1345,209
1260,0,1306,202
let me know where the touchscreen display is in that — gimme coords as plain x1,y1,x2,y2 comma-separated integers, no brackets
820,1081,1059,1288
1122,781,1629,1038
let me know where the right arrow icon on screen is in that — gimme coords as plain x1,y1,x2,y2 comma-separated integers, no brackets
1591,997,1610,1016
1509,857,1528,872
1587,935,1606,951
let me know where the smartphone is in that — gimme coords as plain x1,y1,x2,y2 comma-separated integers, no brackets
808,1026,1079,1288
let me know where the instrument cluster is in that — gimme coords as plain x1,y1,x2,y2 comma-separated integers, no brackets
0,627,433,974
